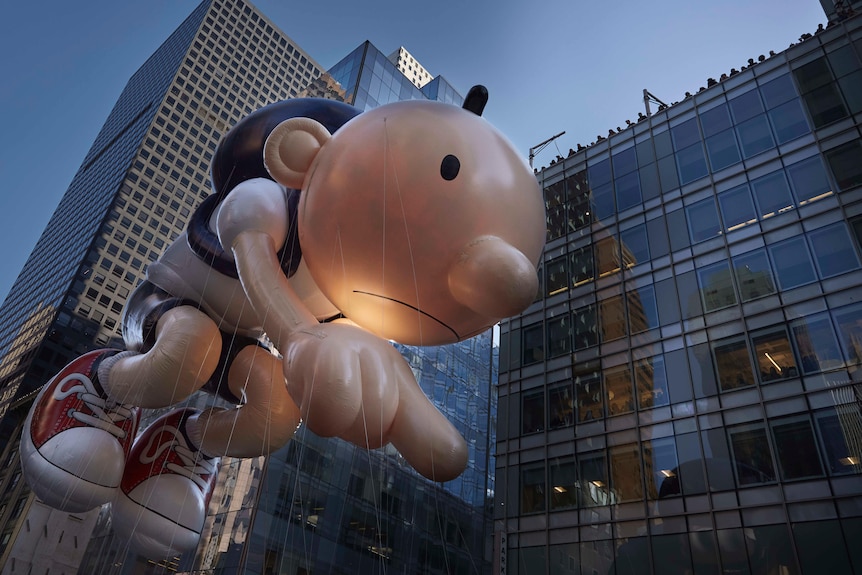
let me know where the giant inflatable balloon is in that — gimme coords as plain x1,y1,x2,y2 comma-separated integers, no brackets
20,87,545,557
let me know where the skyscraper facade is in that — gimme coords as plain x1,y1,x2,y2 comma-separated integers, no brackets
496,11,862,575
0,1,496,573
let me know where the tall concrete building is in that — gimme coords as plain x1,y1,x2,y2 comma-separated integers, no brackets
0,2,495,573
496,6,862,575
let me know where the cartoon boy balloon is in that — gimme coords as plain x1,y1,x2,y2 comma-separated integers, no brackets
21,86,545,557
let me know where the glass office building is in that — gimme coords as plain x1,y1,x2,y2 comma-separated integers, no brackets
496,11,862,575
0,1,494,573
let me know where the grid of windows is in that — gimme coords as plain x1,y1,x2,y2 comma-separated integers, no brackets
499,16,862,575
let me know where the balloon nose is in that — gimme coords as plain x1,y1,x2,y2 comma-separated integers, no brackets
448,236,538,320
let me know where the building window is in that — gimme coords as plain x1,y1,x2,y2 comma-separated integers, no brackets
732,248,776,301
686,197,722,243
713,337,755,391
728,423,776,486
768,98,810,143
609,443,644,502
787,155,832,205
676,143,709,184
718,183,756,232
816,406,862,475
573,304,598,350
576,373,603,423
570,245,594,286
736,114,775,158
808,222,860,278
595,237,620,277
548,383,574,429
751,170,794,218
522,390,544,435
549,456,578,510
619,224,649,267
578,451,610,507
644,437,679,499
627,283,659,334
546,313,572,358
751,328,798,382
705,129,741,172
605,365,633,416
522,323,544,366
698,260,737,312
832,302,862,366
599,296,627,342
634,355,669,409
771,415,824,480
791,312,844,374
825,140,862,191
521,463,546,514
768,236,816,289
729,89,764,124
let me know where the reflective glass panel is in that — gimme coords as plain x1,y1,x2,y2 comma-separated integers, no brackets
736,114,775,158
605,365,633,416
795,57,833,92
591,182,615,221
573,303,598,350
728,424,776,485
576,374,603,422
686,197,722,243
809,223,860,278
698,260,737,311
547,313,572,358
804,83,848,127
612,146,637,176
658,154,680,192
832,302,862,366
644,437,679,500
654,130,674,158
549,457,578,509
751,329,798,382
570,245,594,286
816,407,862,475
620,224,649,266
751,170,794,217
713,338,755,391
610,443,644,501
588,157,612,187
771,415,824,480
548,382,574,429
790,313,843,374
521,463,546,513
825,140,862,191
671,118,701,150
615,171,642,212
760,73,796,109
787,155,832,204
768,98,810,143
718,183,757,232
768,237,817,289
794,520,854,575
729,89,764,123
676,143,709,184
627,284,660,333
675,433,707,495
600,295,627,342
579,452,610,506
522,322,545,365
639,161,661,201
699,103,732,138
635,355,669,409
636,139,655,166
595,237,620,277
522,389,544,434
705,129,741,172
546,255,569,296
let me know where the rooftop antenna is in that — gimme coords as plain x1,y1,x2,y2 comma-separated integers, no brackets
529,131,566,168
643,89,668,117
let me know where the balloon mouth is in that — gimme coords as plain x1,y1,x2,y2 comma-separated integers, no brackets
351,291,460,341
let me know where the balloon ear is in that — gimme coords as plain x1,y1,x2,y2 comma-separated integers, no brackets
264,117,331,189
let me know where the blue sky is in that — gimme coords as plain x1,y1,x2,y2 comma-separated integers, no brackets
0,0,826,302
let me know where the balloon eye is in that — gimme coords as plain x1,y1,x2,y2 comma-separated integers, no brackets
440,154,460,181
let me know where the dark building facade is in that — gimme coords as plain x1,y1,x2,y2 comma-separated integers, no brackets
496,9,862,575
0,1,495,573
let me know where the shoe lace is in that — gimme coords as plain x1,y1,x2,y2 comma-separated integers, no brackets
53,373,134,439
139,424,217,492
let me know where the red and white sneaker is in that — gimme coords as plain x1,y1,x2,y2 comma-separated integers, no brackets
112,408,219,558
20,349,140,513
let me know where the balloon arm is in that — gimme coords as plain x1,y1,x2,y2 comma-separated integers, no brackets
231,230,318,348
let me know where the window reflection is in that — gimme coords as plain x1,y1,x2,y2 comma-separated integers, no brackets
549,457,578,510
732,248,777,301
546,255,569,296
522,323,544,366
627,284,659,334
599,295,627,342
579,451,612,507
718,183,757,232
548,382,574,429
832,302,862,366
808,222,860,279
605,365,633,416
635,355,669,409
546,313,572,358
713,337,755,391
609,443,644,501
787,155,832,205
569,245,594,286
573,303,598,350
825,140,862,191
769,237,817,290
751,329,798,382
728,424,776,485
644,437,679,500
816,406,862,475
595,237,620,277
522,390,544,434
521,463,546,513
736,114,775,158
771,415,824,480
791,313,844,374
619,224,649,266
686,197,722,243
751,170,794,218
576,371,603,422
697,260,737,312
